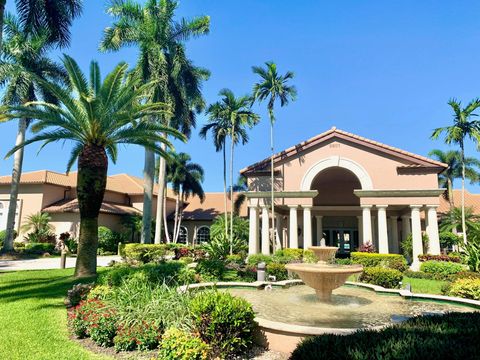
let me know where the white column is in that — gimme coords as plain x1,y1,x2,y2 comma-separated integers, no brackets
361,205,373,245
288,205,298,249
401,215,411,241
389,216,399,254
426,205,441,255
410,205,423,270
357,216,363,245
303,205,313,250
275,214,283,251
315,215,324,246
248,205,259,255
377,205,389,254
261,205,270,255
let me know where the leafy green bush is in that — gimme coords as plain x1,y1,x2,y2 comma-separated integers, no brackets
351,252,408,272
226,254,245,266
158,328,210,360
196,259,226,281
87,285,114,301
247,254,274,266
24,242,56,254
359,267,403,288
439,231,461,249
190,291,255,358
448,278,480,300
290,312,480,360
334,258,353,265
267,262,288,280
203,216,249,259
401,233,429,259
113,321,162,351
273,248,318,264
463,240,480,272
420,260,463,276
122,243,170,263
0,230,17,247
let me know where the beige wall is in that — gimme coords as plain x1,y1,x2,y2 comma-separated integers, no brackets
50,212,125,238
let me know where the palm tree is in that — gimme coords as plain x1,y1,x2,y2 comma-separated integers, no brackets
3,55,183,277
428,149,480,211
205,89,258,253
228,175,248,216
439,207,480,236
20,211,53,234
0,14,68,253
165,152,205,243
0,0,82,51
252,61,297,251
431,98,480,244
100,0,209,245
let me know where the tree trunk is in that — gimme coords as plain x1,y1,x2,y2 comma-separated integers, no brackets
141,149,154,244
223,145,228,238
154,142,167,244
74,144,108,278
0,0,6,54
270,121,275,253
447,178,454,211
163,186,171,243
461,145,467,244
172,193,180,243
2,118,26,252
230,130,235,255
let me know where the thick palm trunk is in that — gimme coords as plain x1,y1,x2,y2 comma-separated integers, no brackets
163,187,171,243
270,122,275,252
0,0,6,53
461,147,467,244
223,146,228,238
74,144,108,278
447,178,454,211
154,142,167,244
230,132,235,255
2,119,26,252
141,149,155,244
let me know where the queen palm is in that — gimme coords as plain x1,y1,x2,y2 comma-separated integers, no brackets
252,62,296,251
165,152,205,243
431,98,480,244
4,55,183,277
428,149,480,212
100,0,209,244
0,15,68,253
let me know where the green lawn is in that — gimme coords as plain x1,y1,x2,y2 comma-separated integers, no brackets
402,276,447,295
0,269,110,360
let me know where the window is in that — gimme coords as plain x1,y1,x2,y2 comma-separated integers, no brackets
178,226,188,244
196,226,210,244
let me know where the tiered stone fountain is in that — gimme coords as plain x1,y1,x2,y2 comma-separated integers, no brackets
285,246,363,301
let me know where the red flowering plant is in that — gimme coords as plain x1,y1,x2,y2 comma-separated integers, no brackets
113,320,163,352
358,242,376,253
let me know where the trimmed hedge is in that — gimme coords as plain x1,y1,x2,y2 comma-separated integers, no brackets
266,262,288,281
418,254,461,263
448,278,480,300
359,266,403,288
420,260,463,276
24,242,56,254
121,243,171,263
290,312,480,360
351,252,408,272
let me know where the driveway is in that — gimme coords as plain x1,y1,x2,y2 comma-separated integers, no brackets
0,255,121,271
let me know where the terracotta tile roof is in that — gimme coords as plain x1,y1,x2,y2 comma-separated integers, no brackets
43,198,141,216
241,127,448,174
438,189,480,215
180,192,248,221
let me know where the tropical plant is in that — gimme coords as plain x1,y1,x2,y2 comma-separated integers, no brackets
4,55,183,277
165,152,205,243
20,211,54,242
205,89,258,253
439,206,480,235
228,175,248,215
100,0,209,244
203,215,249,259
0,15,68,252
252,61,297,252
428,149,480,211
431,98,480,243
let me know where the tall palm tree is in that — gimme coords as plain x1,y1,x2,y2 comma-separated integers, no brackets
206,89,258,253
252,61,296,251
100,0,209,245
439,206,480,236
0,0,82,51
165,152,205,243
431,98,480,244
3,55,183,277
0,14,68,252
228,175,248,216
428,149,480,211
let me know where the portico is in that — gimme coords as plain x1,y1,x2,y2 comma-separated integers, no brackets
241,127,447,260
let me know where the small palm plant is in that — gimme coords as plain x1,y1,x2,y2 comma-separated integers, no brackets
21,212,54,243
4,55,184,277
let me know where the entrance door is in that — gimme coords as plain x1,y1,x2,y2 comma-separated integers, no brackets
324,228,359,254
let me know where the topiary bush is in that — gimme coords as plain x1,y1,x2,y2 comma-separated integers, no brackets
158,328,210,360
448,278,480,300
266,262,288,280
351,252,408,272
290,312,480,360
190,291,255,358
359,266,403,288
420,260,463,276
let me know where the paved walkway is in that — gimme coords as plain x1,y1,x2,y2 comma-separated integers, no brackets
0,255,121,271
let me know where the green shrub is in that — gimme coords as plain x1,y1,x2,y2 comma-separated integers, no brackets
196,259,226,281
272,248,318,264
290,312,480,360
226,254,244,266
190,291,255,358
403,270,436,280
448,278,480,300
87,285,114,301
266,262,288,281
303,249,319,263
439,231,461,249
0,230,17,247
359,266,403,288
204,216,248,259
247,254,274,266
24,242,56,254
113,321,162,352
418,254,462,263
334,258,353,265
420,260,463,276
122,243,170,263
89,309,117,347
401,233,429,259
238,265,257,282
351,252,408,272
158,328,210,360
463,240,480,272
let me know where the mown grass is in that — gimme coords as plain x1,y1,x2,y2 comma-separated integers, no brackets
0,269,110,360
402,276,447,294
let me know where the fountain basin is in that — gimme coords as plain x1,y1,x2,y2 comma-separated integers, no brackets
285,262,363,301
308,246,339,263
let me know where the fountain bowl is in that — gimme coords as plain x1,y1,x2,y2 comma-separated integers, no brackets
309,246,339,263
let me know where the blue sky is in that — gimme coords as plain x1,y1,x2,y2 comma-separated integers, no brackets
1,0,480,192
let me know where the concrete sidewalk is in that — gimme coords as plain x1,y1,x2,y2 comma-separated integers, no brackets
0,255,121,271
